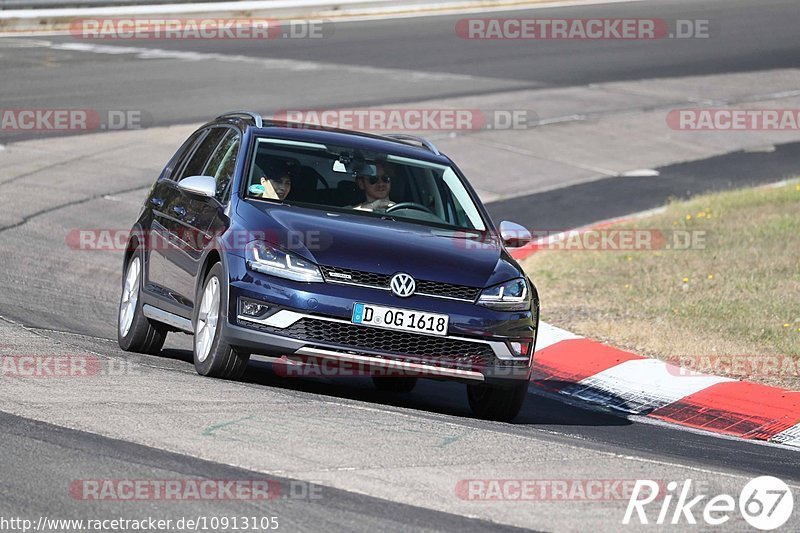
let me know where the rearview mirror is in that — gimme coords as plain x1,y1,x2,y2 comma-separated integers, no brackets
178,175,216,198
499,220,532,248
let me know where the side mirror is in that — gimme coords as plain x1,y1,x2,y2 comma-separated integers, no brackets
178,175,216,198
499,220,532,248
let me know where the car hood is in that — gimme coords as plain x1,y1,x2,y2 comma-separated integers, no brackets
236,201,521,288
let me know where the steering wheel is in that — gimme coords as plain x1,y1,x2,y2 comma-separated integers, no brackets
386,202,437,216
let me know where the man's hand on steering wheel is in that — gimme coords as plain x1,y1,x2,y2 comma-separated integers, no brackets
385,202,436,216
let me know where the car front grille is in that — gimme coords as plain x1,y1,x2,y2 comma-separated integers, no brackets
238,317,525,369
320,266,480,302
321,266,390,287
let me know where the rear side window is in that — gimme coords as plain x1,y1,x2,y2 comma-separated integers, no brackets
175,127,228,182
162,129,207,181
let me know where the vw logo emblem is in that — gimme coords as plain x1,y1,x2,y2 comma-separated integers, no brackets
390,273,416,298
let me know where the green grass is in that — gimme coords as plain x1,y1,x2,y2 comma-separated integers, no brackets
522,181,800,387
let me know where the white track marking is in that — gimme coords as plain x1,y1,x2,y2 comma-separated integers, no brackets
770,424,800,447
620,168,660,177
534,321,582,351
46,41,484,83
560,358,734,413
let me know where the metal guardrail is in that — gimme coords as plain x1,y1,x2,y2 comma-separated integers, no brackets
0,0,222,9
0,0,459,13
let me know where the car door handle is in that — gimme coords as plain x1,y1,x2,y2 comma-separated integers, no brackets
150,197,164,208
172,205,187,218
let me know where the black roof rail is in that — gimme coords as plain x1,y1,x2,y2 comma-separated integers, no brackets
216,111,263,128
382,134,440,155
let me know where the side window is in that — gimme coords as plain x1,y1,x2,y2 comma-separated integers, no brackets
175,128,227,182
162,129,207,181
203,129,241,202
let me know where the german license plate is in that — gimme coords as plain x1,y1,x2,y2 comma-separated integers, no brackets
352,303,449,336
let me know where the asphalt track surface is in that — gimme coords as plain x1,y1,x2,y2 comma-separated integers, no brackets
0,411,527,532
1,0,800,530
487,141,800,230
2,0,799,141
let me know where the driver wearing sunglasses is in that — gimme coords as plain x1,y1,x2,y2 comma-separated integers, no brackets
353,162,396,212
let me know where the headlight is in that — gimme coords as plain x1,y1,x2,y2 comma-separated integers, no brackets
245,241,324,283
477,278,530,311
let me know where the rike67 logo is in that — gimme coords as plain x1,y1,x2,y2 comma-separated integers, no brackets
623,476,794,530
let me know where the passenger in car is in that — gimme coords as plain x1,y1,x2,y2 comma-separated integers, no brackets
353,162,396,212
261,174,292,201
259,166,293,201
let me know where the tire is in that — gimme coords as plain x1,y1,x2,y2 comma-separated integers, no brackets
466,381,528,422
193,262,249,380
372,376,418,393
117,249,167,355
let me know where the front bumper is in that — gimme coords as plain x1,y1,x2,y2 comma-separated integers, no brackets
224,265,537,384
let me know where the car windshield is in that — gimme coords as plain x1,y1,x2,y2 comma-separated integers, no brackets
244,136,487,232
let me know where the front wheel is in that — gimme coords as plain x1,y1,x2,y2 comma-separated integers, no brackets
193,262,249,380
466,381,528,422
118,250,167,354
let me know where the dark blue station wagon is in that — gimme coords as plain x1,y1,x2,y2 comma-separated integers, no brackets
118,111,539,421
